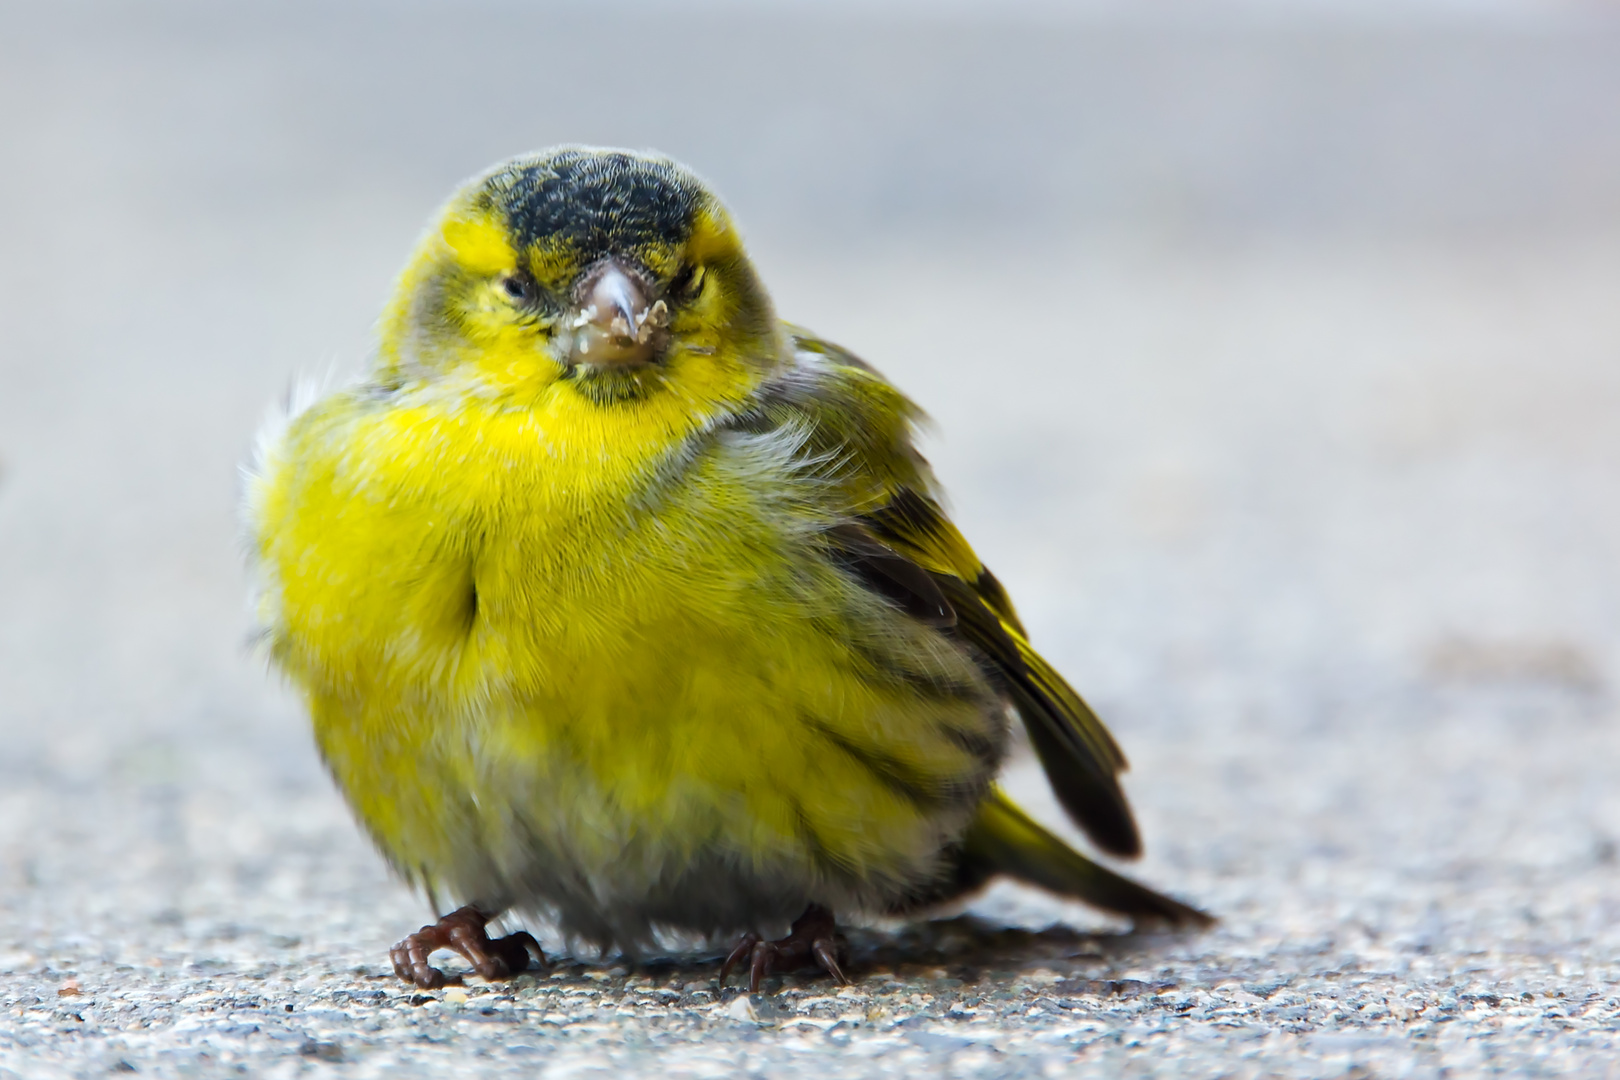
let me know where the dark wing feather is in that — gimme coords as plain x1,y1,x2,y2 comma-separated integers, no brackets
824,524,956,629
867,498,1142,858
749,329,1143,858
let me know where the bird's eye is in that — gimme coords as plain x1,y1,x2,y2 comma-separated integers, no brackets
500,272,535,304
669,263,705,300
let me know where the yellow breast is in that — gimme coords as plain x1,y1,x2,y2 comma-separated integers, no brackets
246,382,996,915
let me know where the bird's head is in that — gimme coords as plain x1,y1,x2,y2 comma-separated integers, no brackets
378,147,780,411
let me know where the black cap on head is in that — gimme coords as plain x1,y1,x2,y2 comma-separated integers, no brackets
484,148,704,262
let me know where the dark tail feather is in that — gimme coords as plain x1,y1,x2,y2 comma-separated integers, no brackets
961,789,1213,928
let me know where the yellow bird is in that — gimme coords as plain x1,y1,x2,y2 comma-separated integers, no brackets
245,147,1209,992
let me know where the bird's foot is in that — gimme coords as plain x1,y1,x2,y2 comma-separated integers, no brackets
719,904,849,993
389,906,545,990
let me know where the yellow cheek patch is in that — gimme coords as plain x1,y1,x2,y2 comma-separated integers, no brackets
442,214,516,274
685,206,740,264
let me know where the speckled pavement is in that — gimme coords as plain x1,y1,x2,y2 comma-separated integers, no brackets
5,4,1620,1077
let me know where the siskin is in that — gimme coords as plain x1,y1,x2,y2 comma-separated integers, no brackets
245,147,1210,992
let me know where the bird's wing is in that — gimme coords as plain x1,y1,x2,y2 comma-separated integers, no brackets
856,493,1141,858
749,329,1143,858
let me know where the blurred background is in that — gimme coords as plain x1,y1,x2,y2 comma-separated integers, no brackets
3,0,1620,1043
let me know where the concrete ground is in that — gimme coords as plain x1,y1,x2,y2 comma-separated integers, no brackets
4,3,1620,1077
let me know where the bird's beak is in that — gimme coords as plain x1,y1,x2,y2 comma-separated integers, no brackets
565,260,669,367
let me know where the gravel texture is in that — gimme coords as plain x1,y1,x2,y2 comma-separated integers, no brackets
5,4,1620,1077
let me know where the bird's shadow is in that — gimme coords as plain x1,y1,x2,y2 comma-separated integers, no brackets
615,914,1191,991
854,914,1171,969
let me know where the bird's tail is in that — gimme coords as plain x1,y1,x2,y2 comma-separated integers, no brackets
961,788,1214,928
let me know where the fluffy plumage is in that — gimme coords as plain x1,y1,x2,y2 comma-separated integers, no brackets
244,147,1207,987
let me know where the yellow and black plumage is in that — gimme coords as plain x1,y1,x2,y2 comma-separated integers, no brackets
244,147,1209,991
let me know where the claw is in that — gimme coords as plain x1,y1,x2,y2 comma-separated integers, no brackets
749,939,773,993
718,905,848,994
812,937,848,986
719,933,761,990
388,906,546,990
